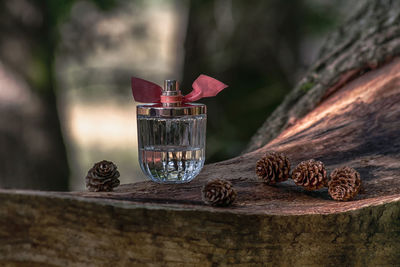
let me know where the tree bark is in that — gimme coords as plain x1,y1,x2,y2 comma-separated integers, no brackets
246,0,400,152
1,0,400,265
0,0,70,190
181,0,314,162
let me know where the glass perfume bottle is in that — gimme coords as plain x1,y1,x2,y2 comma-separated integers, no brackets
137,80,206,183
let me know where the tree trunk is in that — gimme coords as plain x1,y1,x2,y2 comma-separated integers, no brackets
181,0,317,162
0,0,70,190
1,0,400,265
246,0,400,152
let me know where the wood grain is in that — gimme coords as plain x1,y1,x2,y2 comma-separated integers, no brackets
74,58,400,216
0,59,400,266
246,0,400,152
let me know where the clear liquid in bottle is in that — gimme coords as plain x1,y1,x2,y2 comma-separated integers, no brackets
137,109,206,183
140,146,204,183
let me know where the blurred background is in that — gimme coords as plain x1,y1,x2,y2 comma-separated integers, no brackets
0,0,350,191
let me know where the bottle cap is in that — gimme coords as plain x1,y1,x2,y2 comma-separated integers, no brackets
163,80,178,92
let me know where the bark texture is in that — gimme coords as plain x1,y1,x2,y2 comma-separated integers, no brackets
1,0,400,265
246,0,400,152
0,190,399,266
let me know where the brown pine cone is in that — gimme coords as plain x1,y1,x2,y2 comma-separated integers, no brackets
202,179,237,207
328,167,361,201
292,159,327,190
86,160,120,192
255,152,290,185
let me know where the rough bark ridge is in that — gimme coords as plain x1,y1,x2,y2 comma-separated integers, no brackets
246,0,400,152
1,0,400,266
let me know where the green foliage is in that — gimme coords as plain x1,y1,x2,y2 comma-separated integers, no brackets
43,0,76,26
42,0,117,26
28,55,48,92
300,81,315,93
26,0,118,94
302,0,345,36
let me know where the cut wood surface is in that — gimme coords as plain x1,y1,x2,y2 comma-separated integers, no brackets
1,58,400,266
74,58,400,215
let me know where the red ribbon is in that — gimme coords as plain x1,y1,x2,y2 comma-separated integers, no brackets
131,74,228,103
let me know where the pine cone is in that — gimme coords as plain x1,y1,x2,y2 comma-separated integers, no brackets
328,167,361,201
292,159,327,190
86,160,120,192
255,152,290,184
202,179,237,207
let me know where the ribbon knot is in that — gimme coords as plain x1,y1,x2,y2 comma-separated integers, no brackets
131,74,228,103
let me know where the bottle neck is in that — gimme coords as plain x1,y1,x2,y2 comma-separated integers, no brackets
161,80,183,106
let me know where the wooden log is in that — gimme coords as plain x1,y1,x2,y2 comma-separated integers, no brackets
246,0,400,152
1,57,400,266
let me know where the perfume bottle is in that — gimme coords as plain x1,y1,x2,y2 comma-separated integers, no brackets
137,80,207,183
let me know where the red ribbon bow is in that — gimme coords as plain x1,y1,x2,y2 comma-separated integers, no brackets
131,74,228,103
